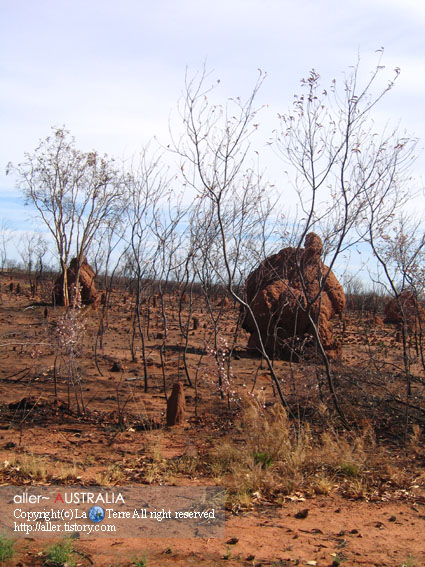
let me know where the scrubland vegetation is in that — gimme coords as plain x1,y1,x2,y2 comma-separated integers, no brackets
1,55,424,566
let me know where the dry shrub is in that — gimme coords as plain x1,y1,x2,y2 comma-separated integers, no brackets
315,428,370,477
140,433,167,484
56,462,81,482
168,455,199,476
383,463,412,489
209,398,377,509
8,453,48,481
3,454,81,483
96,463,126,486
409,425,423,456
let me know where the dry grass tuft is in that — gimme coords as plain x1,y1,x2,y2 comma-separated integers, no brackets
96,463,126,485
208,398,380,510
3,454,82,483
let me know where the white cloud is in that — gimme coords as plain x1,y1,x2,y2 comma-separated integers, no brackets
370,0,425,21
0,0,424,261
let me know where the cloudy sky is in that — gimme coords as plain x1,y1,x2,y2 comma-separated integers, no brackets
0,0,424,259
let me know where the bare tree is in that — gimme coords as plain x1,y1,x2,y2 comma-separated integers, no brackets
17,232,43,277
150,196,188,398
269,53,418,422
17,232,47,295
91,211,128,376
0,219,13,271
174,68,292,410
173,55,418,424
9,127,123,307
366,213,425,439
122,147,171,390
33,234,49,276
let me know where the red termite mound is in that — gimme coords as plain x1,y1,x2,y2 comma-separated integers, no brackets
384,290,424,326
53,257,98,306
242,233,346,360
166,382,186,426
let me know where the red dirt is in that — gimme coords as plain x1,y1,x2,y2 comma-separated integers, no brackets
5,496,425,566
1,272,425,567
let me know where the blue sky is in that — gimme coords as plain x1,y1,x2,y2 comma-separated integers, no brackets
0,0,424,266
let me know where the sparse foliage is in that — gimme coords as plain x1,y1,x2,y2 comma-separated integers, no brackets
54,293,87,413
0,534,15,562
9,127,123,306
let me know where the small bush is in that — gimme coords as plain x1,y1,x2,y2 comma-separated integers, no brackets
0,534,15,562
401,555,418,567
8,454,48,481
253,451,273,469
209,398,375,508
44,538,75,567
96,463,126,485
338,462,361,478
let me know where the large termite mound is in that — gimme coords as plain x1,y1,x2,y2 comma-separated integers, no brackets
242,233,345,360
384,290,424,327
53,257,98,306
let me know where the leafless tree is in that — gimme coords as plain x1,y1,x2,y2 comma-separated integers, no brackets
173,68,292,410
150,196,188,398
366,213,425,439
173,54,419,424
270,53,418,422
9,127,123,307
17,232,45,276
33,234,49,276
91,212,128,376
17,232,48,295
122,147,171,390
0,219,14,271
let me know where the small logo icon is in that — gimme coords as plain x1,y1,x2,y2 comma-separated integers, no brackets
88,505,105,523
